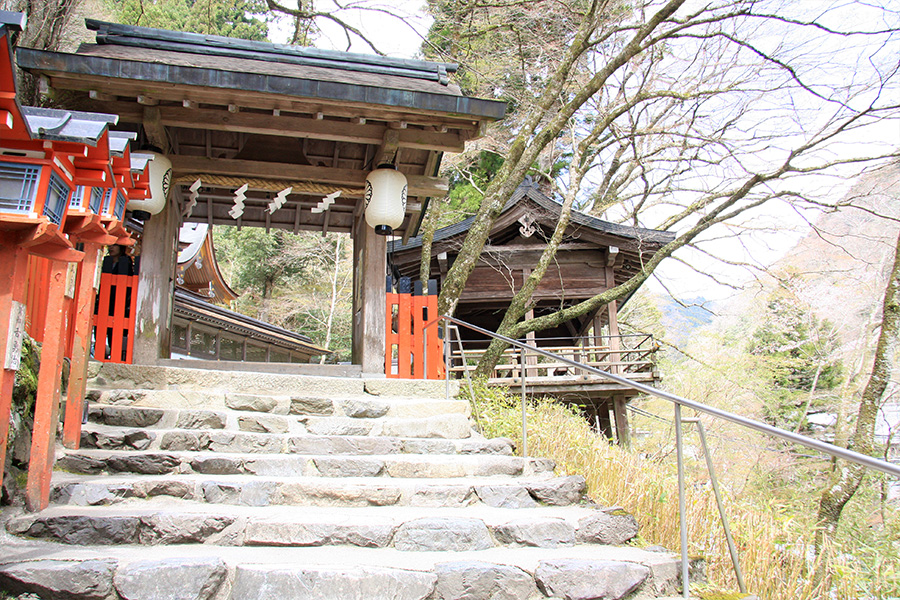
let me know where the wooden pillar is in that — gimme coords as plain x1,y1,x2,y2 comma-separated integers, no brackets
62,243,102,449
25,260,70,511
524,306,539,376
613,393,631,448
597,401,614,439
604,264,620,374
352,218,387,375
133,198,179,364
0,239,30,492
592,313,603,366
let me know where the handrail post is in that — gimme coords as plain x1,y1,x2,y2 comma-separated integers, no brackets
520,345,528,459
444,321,450,402
675,403,689,599
696,419,746,593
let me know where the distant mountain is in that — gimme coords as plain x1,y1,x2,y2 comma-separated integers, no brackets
761,162,900,352
658,295,716,346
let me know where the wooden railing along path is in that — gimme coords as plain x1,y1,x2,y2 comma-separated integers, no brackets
449,334,659,384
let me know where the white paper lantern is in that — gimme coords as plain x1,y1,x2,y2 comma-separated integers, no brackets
127,152,172,218
364,164,407,236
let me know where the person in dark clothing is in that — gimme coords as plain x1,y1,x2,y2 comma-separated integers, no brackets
101,244,134,275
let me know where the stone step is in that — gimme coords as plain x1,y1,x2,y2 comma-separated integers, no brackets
88,362,456,399
57,449,554,479
87,391,470,420
85,406,475,441
80,425,515,456
6,503,641,551
49,473,587,509
0,525,699,600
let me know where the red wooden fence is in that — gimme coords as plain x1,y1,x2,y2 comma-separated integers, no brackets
92,273,137,364
385,282,443,380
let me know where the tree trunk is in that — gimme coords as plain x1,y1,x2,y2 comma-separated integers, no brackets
418,196,444,290
795,361,823,433
472,180,578,378
814,228,900,578
436,0,689,317
320,236,342,364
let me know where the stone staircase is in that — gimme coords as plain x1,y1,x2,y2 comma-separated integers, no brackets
0,363,699,599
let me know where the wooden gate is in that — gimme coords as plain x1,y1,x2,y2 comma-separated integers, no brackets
92,273,137,363
385,278,443,379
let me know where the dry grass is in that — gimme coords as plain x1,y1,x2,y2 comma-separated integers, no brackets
468,384,900,600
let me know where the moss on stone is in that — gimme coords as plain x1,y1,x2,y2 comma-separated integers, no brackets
5,335,40,481
12,335,39,415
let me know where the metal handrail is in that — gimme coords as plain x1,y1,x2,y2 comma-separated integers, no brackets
440,315,900,478
439,314,900,598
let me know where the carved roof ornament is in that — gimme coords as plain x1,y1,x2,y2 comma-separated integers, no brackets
519,214,537,238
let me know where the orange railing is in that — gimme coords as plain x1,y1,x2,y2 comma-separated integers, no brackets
385,283,443,380
92,273,137,364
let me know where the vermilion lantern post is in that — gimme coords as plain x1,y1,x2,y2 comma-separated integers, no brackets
0,13,125,510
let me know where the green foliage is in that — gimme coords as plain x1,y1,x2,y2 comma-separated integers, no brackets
461,380,521,441
422,0,604,105
105,0,269,40
437,152,504,226
748,294,843,429
214,228,311,298
750,296,842,391
213,227,353,361
464,378,900,598
4,335,39,487
438,151,572,227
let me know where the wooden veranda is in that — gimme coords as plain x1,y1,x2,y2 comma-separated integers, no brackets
450,333,660,444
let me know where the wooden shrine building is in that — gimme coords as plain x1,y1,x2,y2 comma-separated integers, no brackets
389,179,675,441
17,19,506,374
170,223,328,364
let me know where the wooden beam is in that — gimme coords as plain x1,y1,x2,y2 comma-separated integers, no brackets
142,106,170,153
170,156,448,198
89,90,115,101
483,243,599,253
79,102,467,153
43,70,486,135
613,394,630,448
606,246,619,267
374,129,400,166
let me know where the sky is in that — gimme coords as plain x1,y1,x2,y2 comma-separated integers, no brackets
269,0,431,58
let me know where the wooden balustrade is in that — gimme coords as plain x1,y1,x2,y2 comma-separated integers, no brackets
449,336,657,383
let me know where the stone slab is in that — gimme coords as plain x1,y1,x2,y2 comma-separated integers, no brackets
535,558,650,600
114,557,226,600
433,561,538,600
232,565,436,600
0,559,117,600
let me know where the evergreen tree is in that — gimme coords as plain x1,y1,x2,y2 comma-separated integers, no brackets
105,0,269,40
749,294,842,431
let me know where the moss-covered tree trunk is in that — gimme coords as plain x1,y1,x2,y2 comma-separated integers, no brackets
472,182,578,378
814,228,900,576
